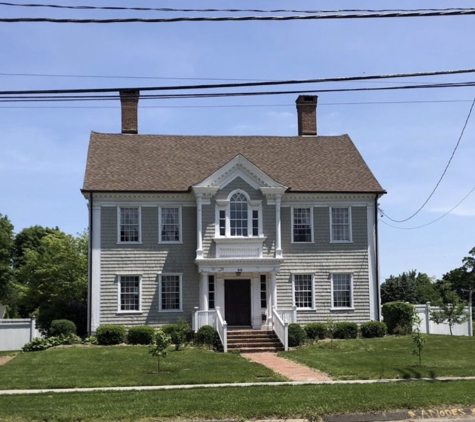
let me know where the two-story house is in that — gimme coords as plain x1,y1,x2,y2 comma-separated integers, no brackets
82,92,385,349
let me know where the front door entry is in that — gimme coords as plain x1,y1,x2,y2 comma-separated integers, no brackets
224,279,251,326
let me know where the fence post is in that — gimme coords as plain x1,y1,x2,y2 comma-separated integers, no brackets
469,303,473,337
284,320,289,351
30,317,36,341
425,302,431,334
292,305,297,323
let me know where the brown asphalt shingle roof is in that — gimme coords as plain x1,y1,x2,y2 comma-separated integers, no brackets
82,132,385,193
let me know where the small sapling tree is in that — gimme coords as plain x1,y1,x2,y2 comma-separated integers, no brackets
326,317,336,349
149,330,171,373
411,312,426,366
430,291,470,335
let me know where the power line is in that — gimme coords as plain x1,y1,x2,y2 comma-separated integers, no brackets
1,68,475,96
1,99,473,109
2,9,475,23
0,3,471,14
2,81,475,103
380,95,475,223
378,184,475,230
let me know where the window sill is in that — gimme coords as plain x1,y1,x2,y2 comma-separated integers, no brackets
330,307,354,311
117,242,143,245
158,309,183,313
116,311,143,315
291,241,314,244
330,240,353,244
158,241,183,245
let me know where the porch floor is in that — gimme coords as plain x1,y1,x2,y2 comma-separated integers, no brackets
241,352,332,381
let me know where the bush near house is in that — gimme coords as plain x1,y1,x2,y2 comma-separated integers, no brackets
381,301,414,335
96,324,126,345
360,321,387,338
304,322,327,340
162,318,191,350
127,325,156,345
48,319,77,337
333,322,358,339
288,323,306,347
196,325,217,347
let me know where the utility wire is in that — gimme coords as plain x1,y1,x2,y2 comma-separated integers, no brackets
380,96,475,223
2,99,473,109
0,3,471,14
1,68,475,96
2,81,475,103
379,184,475,230
2,9,475,23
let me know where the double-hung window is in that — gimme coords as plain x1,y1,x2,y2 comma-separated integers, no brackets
118,207,141,243
331,273,353,309
292,274,314,309
118,275,141,312
330,207,352,242
159,207,181,243
292,207,313,242
159,274,182,312
230,192,248,236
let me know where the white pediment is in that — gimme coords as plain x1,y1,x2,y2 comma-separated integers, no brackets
193,154,287,191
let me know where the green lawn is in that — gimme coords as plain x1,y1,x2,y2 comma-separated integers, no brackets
279,334,475,379
1,381,475,421
0,345,286,389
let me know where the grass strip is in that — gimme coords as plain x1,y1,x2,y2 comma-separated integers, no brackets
0,346,285,389
280,335,475,379
1,380,475,421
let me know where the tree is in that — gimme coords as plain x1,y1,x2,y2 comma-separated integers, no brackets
13,225,59,270
17,230,88,333
149,330,171,373
0,214,15,315
381,270,441,304
429,291,470,335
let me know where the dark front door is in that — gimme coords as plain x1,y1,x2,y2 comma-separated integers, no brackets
225,279,251,326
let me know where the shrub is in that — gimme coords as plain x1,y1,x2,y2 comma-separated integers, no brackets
333,322,358,339
288,323,306,347
48,319,77,337
127,325,155,345
96,324,126,345
360,321,387,338
381,301,414,335
83,335,98,345
196,325,217,347
304,322,327,340
162,318,191,350
22,334,80,352
37,299,87,337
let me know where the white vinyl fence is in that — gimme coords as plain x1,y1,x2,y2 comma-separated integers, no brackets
0,318,42,351
414,302,473,336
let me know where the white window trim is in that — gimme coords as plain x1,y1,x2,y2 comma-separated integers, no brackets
291,273,315,310
329,206,353,243
158,273,183,312
214,189,263,238
330,272,354,310
117,275,142,314
117,206,142,244
159,206,182,244
291,207,314,243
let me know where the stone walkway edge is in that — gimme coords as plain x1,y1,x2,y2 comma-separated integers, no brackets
2,376,475,395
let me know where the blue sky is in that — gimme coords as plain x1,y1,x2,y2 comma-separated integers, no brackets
1,1,474,281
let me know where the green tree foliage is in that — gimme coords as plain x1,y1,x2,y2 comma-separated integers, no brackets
0,214,15,315
17,230,88,333
381,270,440,304
149,330,171,372
429,291,470,335
411,312,427,366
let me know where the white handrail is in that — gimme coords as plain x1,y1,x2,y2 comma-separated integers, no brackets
215,306,227,352
272,306,288,351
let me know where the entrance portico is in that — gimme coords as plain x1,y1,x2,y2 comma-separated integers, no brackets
196,260,281,329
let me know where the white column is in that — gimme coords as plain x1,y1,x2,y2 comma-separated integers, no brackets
270,271,277,310
91,204,101,332
275,195,282,258
196,194,203,258
367,202,377,320
199,273,208,310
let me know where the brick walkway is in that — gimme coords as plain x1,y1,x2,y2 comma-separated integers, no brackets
241,352,332,381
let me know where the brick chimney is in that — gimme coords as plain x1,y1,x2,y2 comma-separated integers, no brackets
296,95,318,136
120,90,139,134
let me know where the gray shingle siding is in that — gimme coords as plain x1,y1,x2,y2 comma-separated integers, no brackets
100,205,199,327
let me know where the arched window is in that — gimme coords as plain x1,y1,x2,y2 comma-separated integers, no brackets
216,190,262,237
230,192,248,236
